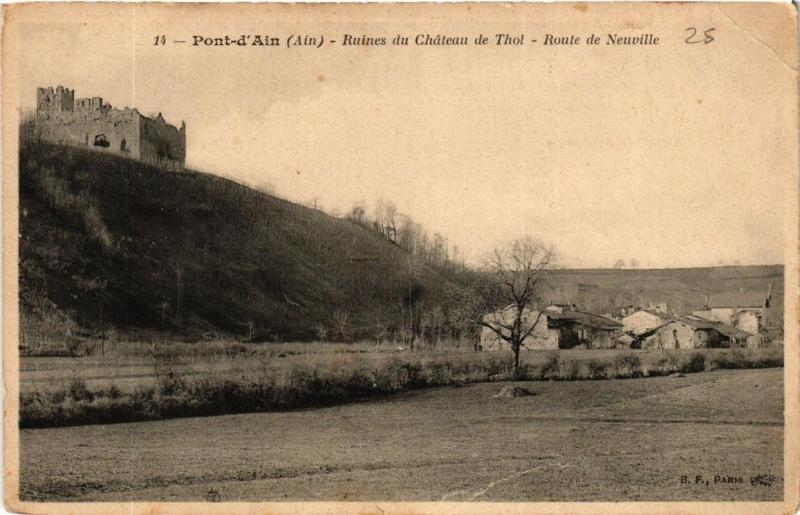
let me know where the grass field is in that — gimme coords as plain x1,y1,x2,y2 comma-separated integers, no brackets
20,345,782,394
20,341,406,394
20,347,782,428
20,367,783,501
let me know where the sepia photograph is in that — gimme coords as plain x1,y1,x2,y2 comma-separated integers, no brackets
2,2,798,513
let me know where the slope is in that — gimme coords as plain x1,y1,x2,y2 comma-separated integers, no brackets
19,143,455,341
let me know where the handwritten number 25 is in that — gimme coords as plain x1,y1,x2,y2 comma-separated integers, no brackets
685,27,715,44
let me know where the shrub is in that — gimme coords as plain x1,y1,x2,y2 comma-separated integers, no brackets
132,385,155,403
67,377,92,402
541,351,561,379
612,353,641,378
586,358,608,379
65,339,82,357
105,383,122,399
157,369,186,397
49,388,67,404
685,352,707,373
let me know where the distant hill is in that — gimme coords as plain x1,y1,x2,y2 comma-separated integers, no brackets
18,143,465,342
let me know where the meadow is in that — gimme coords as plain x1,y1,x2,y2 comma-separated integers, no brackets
20,367,783,501
19,340,783,428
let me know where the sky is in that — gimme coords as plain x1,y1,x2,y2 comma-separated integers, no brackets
11,3,796,268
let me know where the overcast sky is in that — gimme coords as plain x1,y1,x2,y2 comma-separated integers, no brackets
14,4,795,268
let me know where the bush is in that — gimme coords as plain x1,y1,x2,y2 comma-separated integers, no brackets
67,377,92,402
132,385,155,403
157,369,186,396
612,353,641,378
104,383,122,399
686,352,706,373
540,351,560,379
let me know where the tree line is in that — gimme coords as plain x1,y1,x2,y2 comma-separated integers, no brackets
343,198,467,273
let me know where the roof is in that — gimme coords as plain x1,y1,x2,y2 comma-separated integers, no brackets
707,292,766,308
621,309,665,321
484,305,633,331
652,316,753,340
548,310,623,330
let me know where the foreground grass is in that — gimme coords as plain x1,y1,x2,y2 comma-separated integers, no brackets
20,369,783,502
20,347,783,428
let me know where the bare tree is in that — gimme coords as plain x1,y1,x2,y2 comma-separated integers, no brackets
478,237,557,376
372,198,398,241
429,305,445,348
346,201,367,226
331,310,351,342
371,311,387,347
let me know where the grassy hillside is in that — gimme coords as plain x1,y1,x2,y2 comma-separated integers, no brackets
19,143,460,342
18,143,784,344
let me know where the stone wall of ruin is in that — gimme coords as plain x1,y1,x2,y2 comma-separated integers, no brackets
34,109,141,159
139,115,186,172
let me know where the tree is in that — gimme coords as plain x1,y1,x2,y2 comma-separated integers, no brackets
372,198,399,241
478,237,557,376
613,259,626,269
429,305,445,347
346,202,367,226
331,310,352,342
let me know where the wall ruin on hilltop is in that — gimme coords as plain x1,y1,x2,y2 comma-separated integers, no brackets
28,86,186,172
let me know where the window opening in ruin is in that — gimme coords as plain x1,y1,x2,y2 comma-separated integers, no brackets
93,134,110,148
120,138,127,152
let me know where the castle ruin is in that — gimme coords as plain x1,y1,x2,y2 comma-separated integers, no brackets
29,86,186,172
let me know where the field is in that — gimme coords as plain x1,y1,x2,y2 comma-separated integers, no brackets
20,341,408,394
20,343,782,395
20,367,783,501
20,345,783,428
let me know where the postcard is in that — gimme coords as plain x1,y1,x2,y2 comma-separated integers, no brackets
2,3,798,514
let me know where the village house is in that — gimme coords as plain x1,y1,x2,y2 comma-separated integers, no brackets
544,302,578,314
548,310,624,349
621,309,666,338
480,305,557,350
612,301,667,319
613,305,637,318
646,302,668,314
691,290,771,337
629,316,756,350
480,305,623,351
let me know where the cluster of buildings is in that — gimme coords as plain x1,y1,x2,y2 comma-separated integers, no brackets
480,289,775,351
22,85,186,172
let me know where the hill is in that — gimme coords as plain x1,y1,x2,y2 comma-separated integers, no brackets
19,143,466,342
18,143,784,344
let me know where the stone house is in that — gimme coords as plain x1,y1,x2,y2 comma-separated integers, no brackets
621,310,666,338
691,291,771,336
480,305,558,350
636,317,754,350
480,305,623,350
